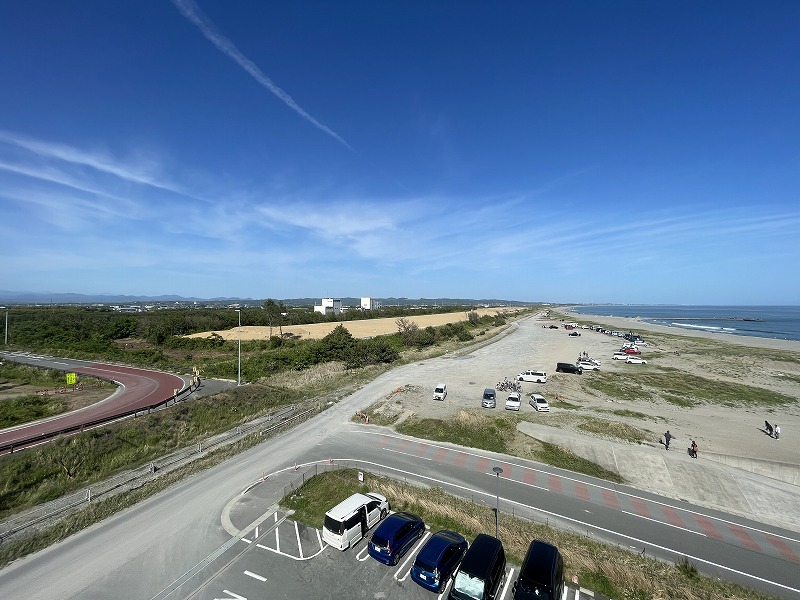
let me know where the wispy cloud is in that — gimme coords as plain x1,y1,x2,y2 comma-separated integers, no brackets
171,0,352,150
0,130,184,195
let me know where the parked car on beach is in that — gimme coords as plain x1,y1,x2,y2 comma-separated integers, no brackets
623,347,641,354
577,360,599,371
517,369,547,383
625,356,648,364
505,392,521,411
555,362,583,374
612,352,627,360
529,394,549,412
482,388,497,408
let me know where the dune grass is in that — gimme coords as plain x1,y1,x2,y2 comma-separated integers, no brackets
396,410,515,453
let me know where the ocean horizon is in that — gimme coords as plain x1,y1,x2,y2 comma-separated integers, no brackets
569,305,800,342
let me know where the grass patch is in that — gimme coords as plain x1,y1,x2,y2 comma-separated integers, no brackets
281,469,772,600
396,410,514,453
533,441,625,483
604,409,665,423
0,394,68,428
0,383,304,519
777,372,800,385
577,418,650,444
584,371,793,407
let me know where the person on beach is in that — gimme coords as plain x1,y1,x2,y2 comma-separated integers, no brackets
765,420,774,437
664,430,673,451
775,424,780,440
690,440,698,458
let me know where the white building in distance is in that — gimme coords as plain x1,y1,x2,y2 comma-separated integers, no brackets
361,297,375,310
314,298,342,316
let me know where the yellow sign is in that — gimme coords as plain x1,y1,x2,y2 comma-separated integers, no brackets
66,372,77,385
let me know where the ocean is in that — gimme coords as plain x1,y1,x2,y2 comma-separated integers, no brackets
569,305,800,342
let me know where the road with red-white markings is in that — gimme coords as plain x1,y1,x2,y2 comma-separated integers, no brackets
0,352,186,451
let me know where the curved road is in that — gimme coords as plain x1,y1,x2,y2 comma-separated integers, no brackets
0,352,186,451
0,321,798,599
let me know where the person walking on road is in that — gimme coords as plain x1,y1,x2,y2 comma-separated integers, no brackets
664,430,673,451
690,440,698,458
775,424,781,440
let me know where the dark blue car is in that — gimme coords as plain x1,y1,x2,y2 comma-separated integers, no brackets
410,530,468,592
368,512,425,565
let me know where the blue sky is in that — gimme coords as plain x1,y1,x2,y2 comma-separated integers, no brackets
1,1,798,304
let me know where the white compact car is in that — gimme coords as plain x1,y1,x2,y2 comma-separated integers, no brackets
612,352,628,360
625,356,648,364
529,394,550,412
505,392,521,411
517,369,547,383
577,360,600,371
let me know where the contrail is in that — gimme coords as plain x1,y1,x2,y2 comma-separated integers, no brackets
171,0,352,150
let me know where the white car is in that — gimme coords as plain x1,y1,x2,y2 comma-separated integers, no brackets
612,352,628,360
529,394,550,412
577,360,600,371
625,356,648,364
517,369,547,383
505,392,521,411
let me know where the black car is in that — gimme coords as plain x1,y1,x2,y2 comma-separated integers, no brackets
513,540,564,600
555,362,583,374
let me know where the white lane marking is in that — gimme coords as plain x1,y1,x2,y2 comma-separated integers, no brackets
275,524,280,552
322,458,800,595
255,526,258,539
359,431,800,544
316,529,324,552
244,570,267,582
240,538,252,544
395,531,430,581
621,510,707,536
214,591,246,600
357,545,370,562
256,542,326,561
295,521,304,559
437,577,452,600
383,447,432,461
499,568,515,599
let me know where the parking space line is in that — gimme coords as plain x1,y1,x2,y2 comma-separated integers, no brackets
437,578,452,600
275,525,280,552
356,546,370,561
295,522,304,559
395,532,430,581
499,568,515,599
244,570,267,582
316,529,324,552
256,542,327,561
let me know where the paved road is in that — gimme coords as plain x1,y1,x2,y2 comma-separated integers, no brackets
0,320,798,599
0,352,188,451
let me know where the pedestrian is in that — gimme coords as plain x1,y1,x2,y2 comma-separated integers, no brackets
775,424,780,440
664,430,673,451
765,420,773,437
690,440,698,458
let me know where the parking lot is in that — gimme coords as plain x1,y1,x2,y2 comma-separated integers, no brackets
195,508,597,600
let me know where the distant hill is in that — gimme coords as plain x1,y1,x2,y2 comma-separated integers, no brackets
0,290,533,307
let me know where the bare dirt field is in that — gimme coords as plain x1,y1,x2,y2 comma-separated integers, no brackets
186,307,512,341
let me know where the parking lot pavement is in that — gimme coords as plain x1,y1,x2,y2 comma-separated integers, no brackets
197,513,596,600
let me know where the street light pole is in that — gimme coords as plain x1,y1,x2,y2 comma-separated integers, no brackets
235,309,241,386
492,466,503,538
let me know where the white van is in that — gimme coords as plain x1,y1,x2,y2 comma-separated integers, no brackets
322,492,389,550
433,383,447,401
517,369,548,384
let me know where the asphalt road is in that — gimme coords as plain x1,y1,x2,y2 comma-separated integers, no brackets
0,351,187,451
0,320,798,599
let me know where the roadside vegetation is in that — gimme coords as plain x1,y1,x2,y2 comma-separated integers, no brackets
0,306,530,523
281,469,774,600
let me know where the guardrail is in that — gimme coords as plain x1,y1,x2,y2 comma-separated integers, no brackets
0,405,314,544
